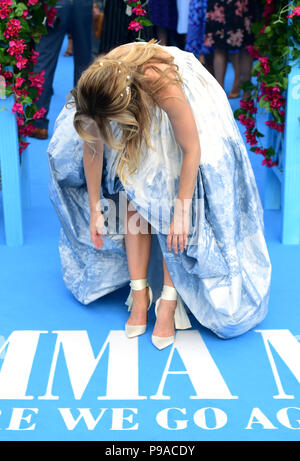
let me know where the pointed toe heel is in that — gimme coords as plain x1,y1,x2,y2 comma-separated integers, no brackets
151,284,191,350
124,278,153,338
125,324,147,338
151,334,175,350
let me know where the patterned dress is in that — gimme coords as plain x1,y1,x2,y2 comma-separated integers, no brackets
204,0,259,51
185,0,210,58
47,42,271,339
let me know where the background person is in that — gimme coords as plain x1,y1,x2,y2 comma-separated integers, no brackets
30,0,93,140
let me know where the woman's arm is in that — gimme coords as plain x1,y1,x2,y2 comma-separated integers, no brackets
145,65,201,253
158,82,201,207
160,86,201,254
83,139,104,213
83,137,106,249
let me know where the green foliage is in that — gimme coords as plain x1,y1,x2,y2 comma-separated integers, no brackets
0,0,59,154
233,0,300,166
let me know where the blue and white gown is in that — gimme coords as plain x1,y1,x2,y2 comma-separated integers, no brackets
47,43,272,339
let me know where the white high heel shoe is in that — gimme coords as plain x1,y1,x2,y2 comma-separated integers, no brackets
124,278,153,338
152,284,192,350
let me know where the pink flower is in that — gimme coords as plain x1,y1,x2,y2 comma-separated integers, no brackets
262,157,277,167
19,123,35,137
259,82,280,100
29,70,45,88
244,118,255,130
15,77,25,88
128,19,143,32
19,141,29,154
25,123,35,136
27,0,39,5
3,19,22,39
30,49,40,65
254,147,267,155
238,112,256,130
32,107,46,120
265,120,284,132
245,130,257,146
287,6,300,19
2,70,13,80
17,115,25,127
258,56,270,75
263,3,275,18
270,97,284,110
0,0,13,20
247,45,259,59
29,70,45,98
240,99,257,114
16,57,28,70
260,25,266,34
12,102,24,114
238,113,246,125
7,39,27,59
44,5,57,27
132,6,146,16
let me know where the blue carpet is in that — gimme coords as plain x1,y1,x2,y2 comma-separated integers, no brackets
0,37,300,441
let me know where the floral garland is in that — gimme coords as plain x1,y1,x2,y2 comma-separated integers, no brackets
234,0,300,168
0,0,58,156
124,0,153,40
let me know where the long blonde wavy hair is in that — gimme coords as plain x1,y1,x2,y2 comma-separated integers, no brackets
67,38,184,185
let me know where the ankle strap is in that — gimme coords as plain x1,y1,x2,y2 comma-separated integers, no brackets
160,284,177,300
129,278,148,290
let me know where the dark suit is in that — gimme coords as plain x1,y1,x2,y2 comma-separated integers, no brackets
33,0,93,130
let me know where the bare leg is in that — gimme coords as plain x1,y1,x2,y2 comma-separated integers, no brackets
64,33,73,56
228,52,241,98
157,26,168,46
213,47,228,89
152,256,177,338
125,199,152,326
204,53,215,77
239,48,253,99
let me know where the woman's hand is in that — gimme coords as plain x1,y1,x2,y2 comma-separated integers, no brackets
90,210,106,249
167,201,191,254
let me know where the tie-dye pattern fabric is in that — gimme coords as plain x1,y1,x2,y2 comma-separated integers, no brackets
185,0,210,58
47,43,271,339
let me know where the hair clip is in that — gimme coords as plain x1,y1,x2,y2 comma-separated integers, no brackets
99,61,103,66
126,75,131,80
117,61,124,73
126,86,130,95
120,93,124,98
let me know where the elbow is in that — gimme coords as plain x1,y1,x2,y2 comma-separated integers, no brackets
182,145,201,167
